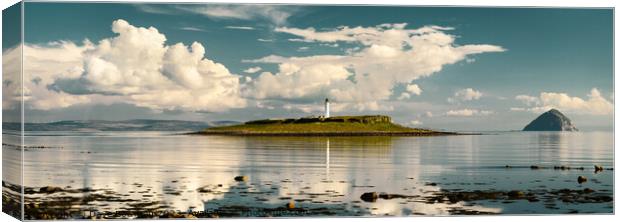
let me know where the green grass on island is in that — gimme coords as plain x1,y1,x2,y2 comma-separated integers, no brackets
198,115,454,136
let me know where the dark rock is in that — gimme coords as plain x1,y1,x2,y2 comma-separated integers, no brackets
530,165,540,170
197,187,211,193
26,202,39,209
507,190,524,198
360,192,378,202
78,187,94,192
380,193,409,199
39,186,62,193
583,188,595,193
286,200,295,209
577,176,587,184
594,165,603,173
527,197,540,202
523,109,578,131
378,192,409,199
234,176,248,182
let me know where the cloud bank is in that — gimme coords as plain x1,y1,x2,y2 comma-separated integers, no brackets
6,20,508,116
9,19,246,112
513,88,613,115
244,24,505,111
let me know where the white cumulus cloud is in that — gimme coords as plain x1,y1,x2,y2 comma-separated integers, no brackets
14,19,246,112
449,88,483,102
406,84,422,95
446,109,493,117
244,24,504,111
513,88,613,115
243,66,262,74
424,111,434,117
397,93,411,100
3,42,94,110
410,120,423,126
515,94,539,106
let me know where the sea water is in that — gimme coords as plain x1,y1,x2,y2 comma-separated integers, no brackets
2,131,613,217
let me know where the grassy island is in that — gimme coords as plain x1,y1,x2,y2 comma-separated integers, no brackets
196,115,455,136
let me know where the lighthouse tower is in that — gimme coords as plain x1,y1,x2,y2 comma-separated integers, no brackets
324,98,330,118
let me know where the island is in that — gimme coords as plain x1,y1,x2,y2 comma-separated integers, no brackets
523,108,578,131
193,115,456,136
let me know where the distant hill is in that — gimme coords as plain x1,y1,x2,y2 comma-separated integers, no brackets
2,119,240,131
523,109,578,131
197,115,454,136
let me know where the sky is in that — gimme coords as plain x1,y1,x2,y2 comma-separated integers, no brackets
2,3,614,131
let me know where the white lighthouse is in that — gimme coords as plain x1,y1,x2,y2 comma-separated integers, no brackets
324,98,330,118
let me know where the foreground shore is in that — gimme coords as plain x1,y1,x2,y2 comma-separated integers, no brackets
3,164,613,219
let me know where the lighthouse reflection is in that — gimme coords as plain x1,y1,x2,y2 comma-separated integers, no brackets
325,138,330,178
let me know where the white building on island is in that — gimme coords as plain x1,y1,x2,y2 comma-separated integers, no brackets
324,98,330,118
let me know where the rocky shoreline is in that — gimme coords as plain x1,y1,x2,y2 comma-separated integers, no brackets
190,131,461,137
2,164,613,219
193,115,463,137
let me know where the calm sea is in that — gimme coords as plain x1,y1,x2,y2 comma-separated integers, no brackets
3,131,614,216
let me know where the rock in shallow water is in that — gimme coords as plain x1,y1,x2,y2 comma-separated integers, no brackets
39,186,62,194
360,192,378,202
197,187,211,193
594,165,603,173
577,176,588,184
507,190,524,198
286,200,295,209
234,176,248,182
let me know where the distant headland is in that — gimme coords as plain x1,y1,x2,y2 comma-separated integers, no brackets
193,115,455,136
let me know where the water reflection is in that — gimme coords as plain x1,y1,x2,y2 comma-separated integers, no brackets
6,131,614,218
326,138,330,179
2,132,24,219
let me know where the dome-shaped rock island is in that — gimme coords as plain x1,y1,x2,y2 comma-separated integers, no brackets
523,109,578,131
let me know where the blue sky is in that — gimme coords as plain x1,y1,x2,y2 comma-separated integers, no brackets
3,3,613,131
